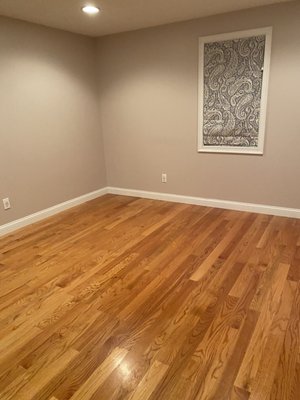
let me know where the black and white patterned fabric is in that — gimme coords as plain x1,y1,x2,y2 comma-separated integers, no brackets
203,35,266,147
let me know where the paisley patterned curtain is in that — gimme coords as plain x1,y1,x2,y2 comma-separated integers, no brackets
203,35,266,147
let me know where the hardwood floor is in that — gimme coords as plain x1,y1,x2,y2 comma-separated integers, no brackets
0,194,299,400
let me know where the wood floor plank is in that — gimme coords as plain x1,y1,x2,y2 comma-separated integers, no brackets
0,348,79,400
0,194,299,399
128,360,169,400
190,214,249,281
69,347,128,400
234,263,291,392
270,281,300,399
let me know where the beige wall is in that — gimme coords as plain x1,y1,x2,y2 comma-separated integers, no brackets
1,2,299,228
97,1,300,209
0,17,106,225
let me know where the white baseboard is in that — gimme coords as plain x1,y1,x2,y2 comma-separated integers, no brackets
1,186,299,238
0,187,108,237
107,186,300,219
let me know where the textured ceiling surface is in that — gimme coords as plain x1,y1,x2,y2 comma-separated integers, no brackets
0,0,293,37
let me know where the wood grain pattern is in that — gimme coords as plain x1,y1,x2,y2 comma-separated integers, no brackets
0,194,299,400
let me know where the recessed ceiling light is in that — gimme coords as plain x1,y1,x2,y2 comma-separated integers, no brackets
82,5,100,15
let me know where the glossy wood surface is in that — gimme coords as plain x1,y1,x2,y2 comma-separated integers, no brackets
0,194,299,400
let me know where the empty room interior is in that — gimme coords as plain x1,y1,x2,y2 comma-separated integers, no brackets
0,0,300,399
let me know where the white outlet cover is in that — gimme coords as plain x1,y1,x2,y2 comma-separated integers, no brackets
162,173,167,183
3,198,11,210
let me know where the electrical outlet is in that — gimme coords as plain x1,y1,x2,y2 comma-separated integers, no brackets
161,173,167,183
2,198,11,210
